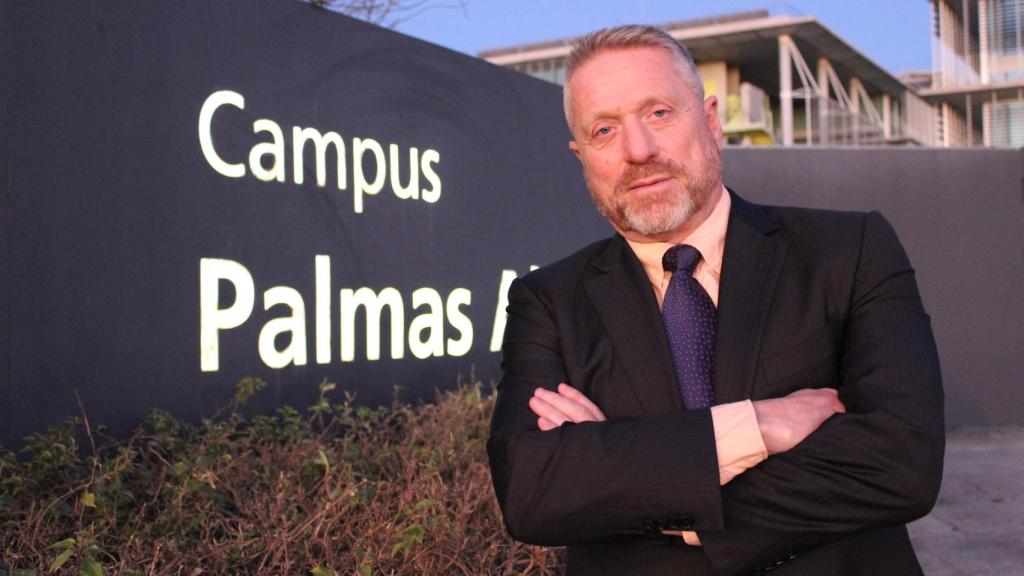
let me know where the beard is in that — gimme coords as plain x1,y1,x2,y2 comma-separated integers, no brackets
587,145,722,237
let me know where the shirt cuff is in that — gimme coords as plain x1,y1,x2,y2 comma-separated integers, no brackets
711,399,768,485
661,530,702,546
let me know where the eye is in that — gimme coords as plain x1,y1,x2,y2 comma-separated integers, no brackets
652,108,670,118
593,126,613,138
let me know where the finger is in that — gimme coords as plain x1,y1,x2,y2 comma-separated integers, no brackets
557,383,604,420
557,383,606,421
529,395,568,427
534,387,598,423
818,388,846,413
792,388,845,415
793,387,834,398
537,416,558,431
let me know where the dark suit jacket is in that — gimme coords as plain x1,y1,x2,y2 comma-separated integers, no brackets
487,191,944,575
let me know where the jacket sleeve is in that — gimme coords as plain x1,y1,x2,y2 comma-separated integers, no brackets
698,211,945,575
487,273,724,545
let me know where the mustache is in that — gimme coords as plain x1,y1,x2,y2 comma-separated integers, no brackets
618,160,686,191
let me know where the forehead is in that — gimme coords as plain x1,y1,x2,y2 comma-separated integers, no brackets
568,47,697,124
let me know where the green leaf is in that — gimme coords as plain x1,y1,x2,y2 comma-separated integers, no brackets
401,524,426,543
233,377,266,406
310,567,338,576
413,498,436,512
358,565,373,576
81,492,96,508
48,538,76,550
49,548,74,573
390,523,426,557
314,448,329,468
79,558,103,576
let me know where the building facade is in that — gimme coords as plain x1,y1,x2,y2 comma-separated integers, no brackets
482,5,1023,148
924,0,1024,147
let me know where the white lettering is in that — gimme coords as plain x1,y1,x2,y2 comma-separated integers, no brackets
199,258,256,372
408,287,444,359
340,286,404,361
489,267,538,352
352,138,385,214
249,118,286,182
420,149,442,203
389,144,420,200
199,90,443,214
198,256,482,370
490,270,518,353
293,126,346,189
198,90,246,178
258,286,308,368
446,288,473,357
315,255,331,364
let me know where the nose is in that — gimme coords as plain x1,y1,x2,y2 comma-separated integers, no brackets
621,118,658,163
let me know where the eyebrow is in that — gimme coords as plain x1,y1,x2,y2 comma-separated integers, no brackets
583,94,689,129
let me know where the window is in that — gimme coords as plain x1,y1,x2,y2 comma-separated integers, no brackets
987,0,1022,55
990,100,1024,147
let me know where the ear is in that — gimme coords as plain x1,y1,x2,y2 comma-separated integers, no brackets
703,95,725,149
569,140,582,161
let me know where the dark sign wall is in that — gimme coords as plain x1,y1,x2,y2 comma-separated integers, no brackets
2,3,12,447
3,0,609,445
4,2,1023,446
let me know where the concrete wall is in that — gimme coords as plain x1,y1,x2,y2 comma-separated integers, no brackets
724,146,1024,428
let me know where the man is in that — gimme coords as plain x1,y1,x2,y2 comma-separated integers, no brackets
487,25,944,575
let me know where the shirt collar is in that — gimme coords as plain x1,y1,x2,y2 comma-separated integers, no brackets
626,185,731,282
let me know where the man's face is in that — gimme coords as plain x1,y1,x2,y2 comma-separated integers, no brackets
567,47,724,241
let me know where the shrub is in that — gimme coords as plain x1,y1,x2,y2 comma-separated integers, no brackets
0,375,564,575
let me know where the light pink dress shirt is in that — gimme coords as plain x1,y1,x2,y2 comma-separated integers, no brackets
625,188,768,545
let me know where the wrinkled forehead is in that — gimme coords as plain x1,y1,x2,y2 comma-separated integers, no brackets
565,47,700,128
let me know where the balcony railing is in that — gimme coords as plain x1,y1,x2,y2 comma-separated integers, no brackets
932,38,982,87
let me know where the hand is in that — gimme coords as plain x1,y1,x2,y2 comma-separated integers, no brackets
752,388,846,455
529,384,607,431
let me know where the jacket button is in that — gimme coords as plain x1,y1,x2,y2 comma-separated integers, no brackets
641,520,664,541
664,515,695,530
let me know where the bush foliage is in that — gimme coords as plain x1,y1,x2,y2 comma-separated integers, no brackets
0,376,563,575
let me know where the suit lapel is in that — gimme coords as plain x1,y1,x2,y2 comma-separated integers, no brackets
714,191,788,403
584,236,683,414
581,191,787,412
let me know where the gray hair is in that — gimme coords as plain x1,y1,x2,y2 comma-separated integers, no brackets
563,25,704,128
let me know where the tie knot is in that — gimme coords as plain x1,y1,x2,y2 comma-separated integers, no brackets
662,244,702,274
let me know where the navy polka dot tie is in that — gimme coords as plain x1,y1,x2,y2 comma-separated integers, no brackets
661,245,716,410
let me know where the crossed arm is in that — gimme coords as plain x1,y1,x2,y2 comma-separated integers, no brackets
531,383,844,456
488,213,944,574
530,383,846,544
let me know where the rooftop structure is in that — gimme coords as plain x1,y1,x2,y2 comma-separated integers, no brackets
481,10,936,147
482,6,1024,149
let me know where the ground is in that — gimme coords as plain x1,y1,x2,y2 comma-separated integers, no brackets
908,426,1024,576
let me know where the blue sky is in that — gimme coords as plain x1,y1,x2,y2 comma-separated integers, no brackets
394,1,934,75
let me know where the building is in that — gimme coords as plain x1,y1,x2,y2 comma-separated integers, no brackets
481,10,935,147
481,6,1023,148
923,0,1024,147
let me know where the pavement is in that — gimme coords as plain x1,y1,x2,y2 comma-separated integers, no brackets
907,426,1024,576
